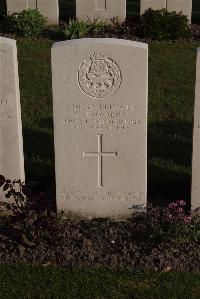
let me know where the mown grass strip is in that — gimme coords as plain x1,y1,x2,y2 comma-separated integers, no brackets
0,264,199,299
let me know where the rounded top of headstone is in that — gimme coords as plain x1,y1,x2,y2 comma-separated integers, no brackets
0,37,16,46
52,38,148,50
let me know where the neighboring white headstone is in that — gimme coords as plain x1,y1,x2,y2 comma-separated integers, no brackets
191,48,200,211
27,0,35,9
167,0,192,23
140,0,166,15
6,0,59,24
6,0,28,13
76,0,126,22
37,0,59,24
52,38,148,219
0,37,24,201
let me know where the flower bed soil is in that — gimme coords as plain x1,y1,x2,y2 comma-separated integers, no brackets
0,216,199,271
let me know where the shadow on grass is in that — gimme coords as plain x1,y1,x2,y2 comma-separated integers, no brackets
23,117,56,208
148,120,192,206
23,118,55,183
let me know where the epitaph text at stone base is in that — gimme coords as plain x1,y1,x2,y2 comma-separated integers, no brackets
52,38,148,218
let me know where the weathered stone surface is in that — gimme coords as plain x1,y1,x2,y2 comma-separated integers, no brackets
6,0,28,13
37,0,59,24
52,38,148,218
191,48,200,211
167,0,192,23
0,37,24,201
6,0,59,24
76,0,126,22
140,0,166,15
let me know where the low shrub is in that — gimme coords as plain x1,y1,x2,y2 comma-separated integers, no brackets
62,19,89,39
86,18,112,36
141,8,191,40
4,9,47,38
62,18,126,40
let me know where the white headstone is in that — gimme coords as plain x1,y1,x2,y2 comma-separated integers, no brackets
140,0,166,15
37,0,59,24
191,48,200,211
27,0,35,9
6,0,59,24
6,0,29,13
52,38,148,219
0,37,24,201
167,0,192,23
76,0,126,22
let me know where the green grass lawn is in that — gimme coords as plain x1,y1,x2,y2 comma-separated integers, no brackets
16,40,200,205
0,264,199,298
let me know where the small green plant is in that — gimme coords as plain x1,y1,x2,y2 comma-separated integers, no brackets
87,18,111,35
4,9,47,38
141,8,191,40
63,19,89,39
86,18,125,37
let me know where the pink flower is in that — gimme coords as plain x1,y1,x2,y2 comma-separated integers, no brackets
168,203,177,209
167,214,173,219
177,200,186,206
183,216,192,224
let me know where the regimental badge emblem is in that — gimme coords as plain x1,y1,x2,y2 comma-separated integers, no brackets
78,52,122,98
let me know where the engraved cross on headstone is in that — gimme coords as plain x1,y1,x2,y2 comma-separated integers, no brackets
83,134,117,187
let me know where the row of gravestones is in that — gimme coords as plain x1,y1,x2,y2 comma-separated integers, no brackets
5,0,192,24
141,0,192,22
0,36,199,219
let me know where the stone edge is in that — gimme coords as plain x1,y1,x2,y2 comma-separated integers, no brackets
0,36,16,46
52,38,148,50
